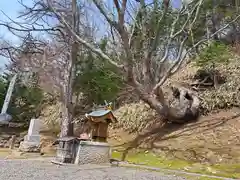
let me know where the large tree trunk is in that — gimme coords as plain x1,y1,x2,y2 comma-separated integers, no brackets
59,74,74,137
60,101,74,137
137,85,200,124
59,0,79,137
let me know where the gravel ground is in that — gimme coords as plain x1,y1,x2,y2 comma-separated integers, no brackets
0,159,186,180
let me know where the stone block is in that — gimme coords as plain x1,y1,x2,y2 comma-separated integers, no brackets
24,135,40,143
19,141,40,152
74,141,111,165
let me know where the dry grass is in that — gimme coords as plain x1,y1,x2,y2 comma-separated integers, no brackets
110,107,240,164
112,102,158,133
168,54,240,114
40,102,61,135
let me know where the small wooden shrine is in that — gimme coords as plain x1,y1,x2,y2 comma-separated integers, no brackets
85,108,117,142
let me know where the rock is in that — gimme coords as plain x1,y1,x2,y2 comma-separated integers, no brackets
19,141,40,152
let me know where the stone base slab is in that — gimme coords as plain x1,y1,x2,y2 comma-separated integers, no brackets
19,141,40,152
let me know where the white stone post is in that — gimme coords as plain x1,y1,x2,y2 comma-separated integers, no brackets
1,74,18,114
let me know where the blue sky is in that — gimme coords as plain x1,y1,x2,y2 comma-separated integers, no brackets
0,0,181,70
0,1,17,70
0,0,33,70
0,0,33,37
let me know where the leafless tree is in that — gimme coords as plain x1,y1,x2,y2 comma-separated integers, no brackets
0,0,96,137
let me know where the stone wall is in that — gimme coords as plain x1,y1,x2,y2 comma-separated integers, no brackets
74,141,111,165
0,125,26,148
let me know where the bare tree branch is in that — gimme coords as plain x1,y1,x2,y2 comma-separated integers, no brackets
47,0,124,69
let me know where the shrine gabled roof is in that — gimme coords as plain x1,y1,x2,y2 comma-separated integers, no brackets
86,109,117,123
87,109,112,117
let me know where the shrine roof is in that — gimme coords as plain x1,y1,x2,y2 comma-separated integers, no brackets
87,109,112,117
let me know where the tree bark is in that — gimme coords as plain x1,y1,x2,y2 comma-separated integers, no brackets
59,0,79,137
60,100,74,137
137,85,200,124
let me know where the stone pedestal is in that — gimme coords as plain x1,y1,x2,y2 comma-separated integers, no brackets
19,141,40,152
19,119,41,153
74,141,111,165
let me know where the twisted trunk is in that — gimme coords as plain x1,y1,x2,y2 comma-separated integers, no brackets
137,85,200,123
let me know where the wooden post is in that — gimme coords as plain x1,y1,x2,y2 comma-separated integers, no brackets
9,135,16,150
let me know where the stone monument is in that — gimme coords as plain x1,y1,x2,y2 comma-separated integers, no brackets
19,118,41,152
0,74,17,125
1,74,17,115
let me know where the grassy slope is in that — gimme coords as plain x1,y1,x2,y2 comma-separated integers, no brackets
112,151,240,179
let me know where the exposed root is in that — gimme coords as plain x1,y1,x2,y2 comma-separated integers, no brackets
166,85,200,123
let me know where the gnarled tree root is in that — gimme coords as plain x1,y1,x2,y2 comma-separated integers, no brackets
167,86,200,123
138,85,200,124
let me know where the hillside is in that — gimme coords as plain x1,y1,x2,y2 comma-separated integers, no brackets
109,54,240,165
110,107,240,164
168,54,240,114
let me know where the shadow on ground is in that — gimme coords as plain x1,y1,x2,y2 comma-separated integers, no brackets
115,111,240,162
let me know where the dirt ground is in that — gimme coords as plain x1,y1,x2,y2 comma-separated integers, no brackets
109,108,240,164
